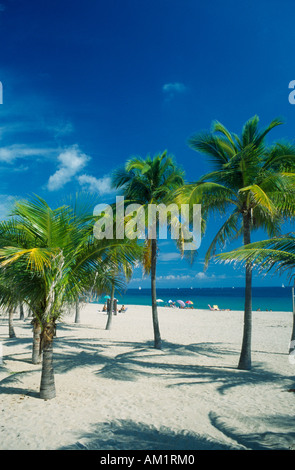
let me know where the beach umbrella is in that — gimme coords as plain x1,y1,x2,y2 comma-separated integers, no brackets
156,299,164,302
168,300,173,303
104,295,110,300
176,300,185,307
186,300,193,304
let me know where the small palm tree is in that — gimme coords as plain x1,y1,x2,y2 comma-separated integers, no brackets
177,116,295,369
112,151,185,349
0,195,137,399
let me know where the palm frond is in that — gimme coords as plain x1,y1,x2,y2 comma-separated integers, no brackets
216,234,295,278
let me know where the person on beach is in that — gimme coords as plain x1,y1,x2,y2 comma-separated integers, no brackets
102,303,107,312
119,305,126,313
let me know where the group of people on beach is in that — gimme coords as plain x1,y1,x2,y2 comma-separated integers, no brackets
102,303,126,313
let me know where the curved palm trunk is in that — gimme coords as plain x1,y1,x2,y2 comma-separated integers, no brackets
8,307,16,338
105,284,115,330
32,318,42,364
238,212,252,370
75,300,81,323
40,323,56,400
151,238,161,349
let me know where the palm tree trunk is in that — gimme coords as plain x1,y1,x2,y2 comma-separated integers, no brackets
19,303,24,320
289,287,295,358
8,307,16,338
75,300,80,323
105,284,115,330
151,237,161,349
32,318,42,364
40,323,56,400
238,212,252,370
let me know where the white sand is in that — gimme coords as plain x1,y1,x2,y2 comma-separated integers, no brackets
0,303,295,450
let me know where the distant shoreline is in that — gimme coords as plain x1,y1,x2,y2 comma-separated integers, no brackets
92,303,292,314
93,286,293,313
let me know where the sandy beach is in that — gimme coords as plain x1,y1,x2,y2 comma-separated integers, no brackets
0,303,295,451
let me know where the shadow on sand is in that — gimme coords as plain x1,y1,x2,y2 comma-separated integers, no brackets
1,326,294,450
59,419,235,450
58,413,295,450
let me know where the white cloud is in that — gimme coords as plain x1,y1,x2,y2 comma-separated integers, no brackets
159,252,181,262
0,144,55,163
47,120,74,139
157,274,192,281
162,82,187,94
162,82,187,100
77,174,115,195
195,272,207,280
155,272,227,283
0,194,20,219
47,145,90,191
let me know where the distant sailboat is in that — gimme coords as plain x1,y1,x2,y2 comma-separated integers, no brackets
282,284,285,288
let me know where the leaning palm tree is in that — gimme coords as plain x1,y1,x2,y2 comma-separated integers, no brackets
217,233,295,355
0,195,138,399
112,150,185,349
177,116,295,369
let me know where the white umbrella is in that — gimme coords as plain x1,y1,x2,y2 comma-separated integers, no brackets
156,299,164,302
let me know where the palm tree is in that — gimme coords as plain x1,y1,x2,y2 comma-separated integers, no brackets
177,116,295,369
104,238,141,330
75,300,81,323
8,306,16,338
112,151,185,349
216,233,295,355
0,195,138,399
0,274,26,339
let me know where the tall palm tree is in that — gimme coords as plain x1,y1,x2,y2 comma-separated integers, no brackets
177,116,295,369
0,195,138,399
112,151,185,349
217,233,295,355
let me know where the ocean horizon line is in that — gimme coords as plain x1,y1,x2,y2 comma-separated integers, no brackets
93,286,294,312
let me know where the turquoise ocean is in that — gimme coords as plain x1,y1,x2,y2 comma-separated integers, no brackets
97,286,294,312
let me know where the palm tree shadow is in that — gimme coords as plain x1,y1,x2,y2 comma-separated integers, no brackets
59,419,236,450
94,340,292,394
48,336,294,395
209,411,295,450
0,370,39,398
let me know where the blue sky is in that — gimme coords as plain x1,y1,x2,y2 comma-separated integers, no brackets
0,0,295,288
